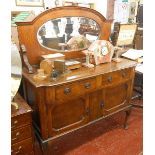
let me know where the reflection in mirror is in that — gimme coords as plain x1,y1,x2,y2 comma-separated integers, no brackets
11,42,22,101
37,17,100,52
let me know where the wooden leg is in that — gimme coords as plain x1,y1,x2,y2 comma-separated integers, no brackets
41,142,49,155
124,109,131,130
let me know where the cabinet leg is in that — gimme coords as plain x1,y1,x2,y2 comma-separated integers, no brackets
41,142,49,155
124,109,131,130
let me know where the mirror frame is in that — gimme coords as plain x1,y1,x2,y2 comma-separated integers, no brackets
37,16,101,52
16,6,112,65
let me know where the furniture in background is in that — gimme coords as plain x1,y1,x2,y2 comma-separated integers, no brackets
16,6,136,154
11,93,34,155
136,4,143,28
131,63,143,108
111,22,143,50
110,22,120,46
134,27,143,50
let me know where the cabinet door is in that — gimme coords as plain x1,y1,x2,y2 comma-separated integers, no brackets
102,81,132,116
89,90,103,121
49,96,89,137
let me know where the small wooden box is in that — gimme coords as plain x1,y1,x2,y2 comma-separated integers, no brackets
54,60,66,73
41,53,65,61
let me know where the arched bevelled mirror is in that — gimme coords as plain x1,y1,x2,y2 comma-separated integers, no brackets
37,16,100,52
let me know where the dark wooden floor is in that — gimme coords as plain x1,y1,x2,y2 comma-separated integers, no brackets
34,98,143,155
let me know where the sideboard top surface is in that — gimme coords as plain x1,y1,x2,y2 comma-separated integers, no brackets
23,58,137,88
11,93,32,118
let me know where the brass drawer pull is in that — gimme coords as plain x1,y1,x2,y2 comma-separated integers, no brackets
11,146,22,154
18,146,22,150
12,120,18,128
16,132,20,136
84,82,91,89
64,88,71,95
12,132,20,141
107,76,112,82
14,120,18,124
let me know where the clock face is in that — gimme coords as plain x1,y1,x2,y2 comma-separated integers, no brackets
101,46,108,55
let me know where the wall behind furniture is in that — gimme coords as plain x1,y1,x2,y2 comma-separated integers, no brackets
94,0,107,17
113,0,143,23
11,0,55,15
11,0,108,16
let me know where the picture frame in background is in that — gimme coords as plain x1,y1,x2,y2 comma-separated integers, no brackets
116,24,137,46
16,0,44,7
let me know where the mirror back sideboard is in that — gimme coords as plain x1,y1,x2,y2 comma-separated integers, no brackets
16,7,137,152
16,6,112,65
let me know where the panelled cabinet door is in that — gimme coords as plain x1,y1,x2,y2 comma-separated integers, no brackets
101,81,132,116
89,90,103,121
49,96,89,137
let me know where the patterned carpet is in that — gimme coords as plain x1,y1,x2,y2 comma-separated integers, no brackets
35,98,143,155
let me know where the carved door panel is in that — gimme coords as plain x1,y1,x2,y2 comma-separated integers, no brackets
101,81,132,116
49,96,89,137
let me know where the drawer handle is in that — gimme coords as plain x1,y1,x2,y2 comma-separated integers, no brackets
14,120,18,124
64,88,71,95
100,101,104,109
84,82,91,89
12,132,20,141
12,120,18,128
16,132,20,136
18,146,22,150
107,76,112,82
86,108,90,115
122,72,127,78
11,146,22,154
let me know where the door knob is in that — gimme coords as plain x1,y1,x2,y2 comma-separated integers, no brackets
107,76,112,82
100,101,104,108
64,87,71,94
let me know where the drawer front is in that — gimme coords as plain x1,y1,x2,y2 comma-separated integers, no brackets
11,137,33,155
102,68,133,86
11,125,32,144
55,78,96,102
78,78,96,93
11,113,31,130
55,82,79,102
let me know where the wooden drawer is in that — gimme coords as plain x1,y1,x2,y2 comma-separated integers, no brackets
11,125,32,144
78,77,96,93
11,137,33,155
55,78,96,102
11,113,31,130
102,68,133,86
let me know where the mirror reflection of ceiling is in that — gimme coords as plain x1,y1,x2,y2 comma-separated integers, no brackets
37,16,101,52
